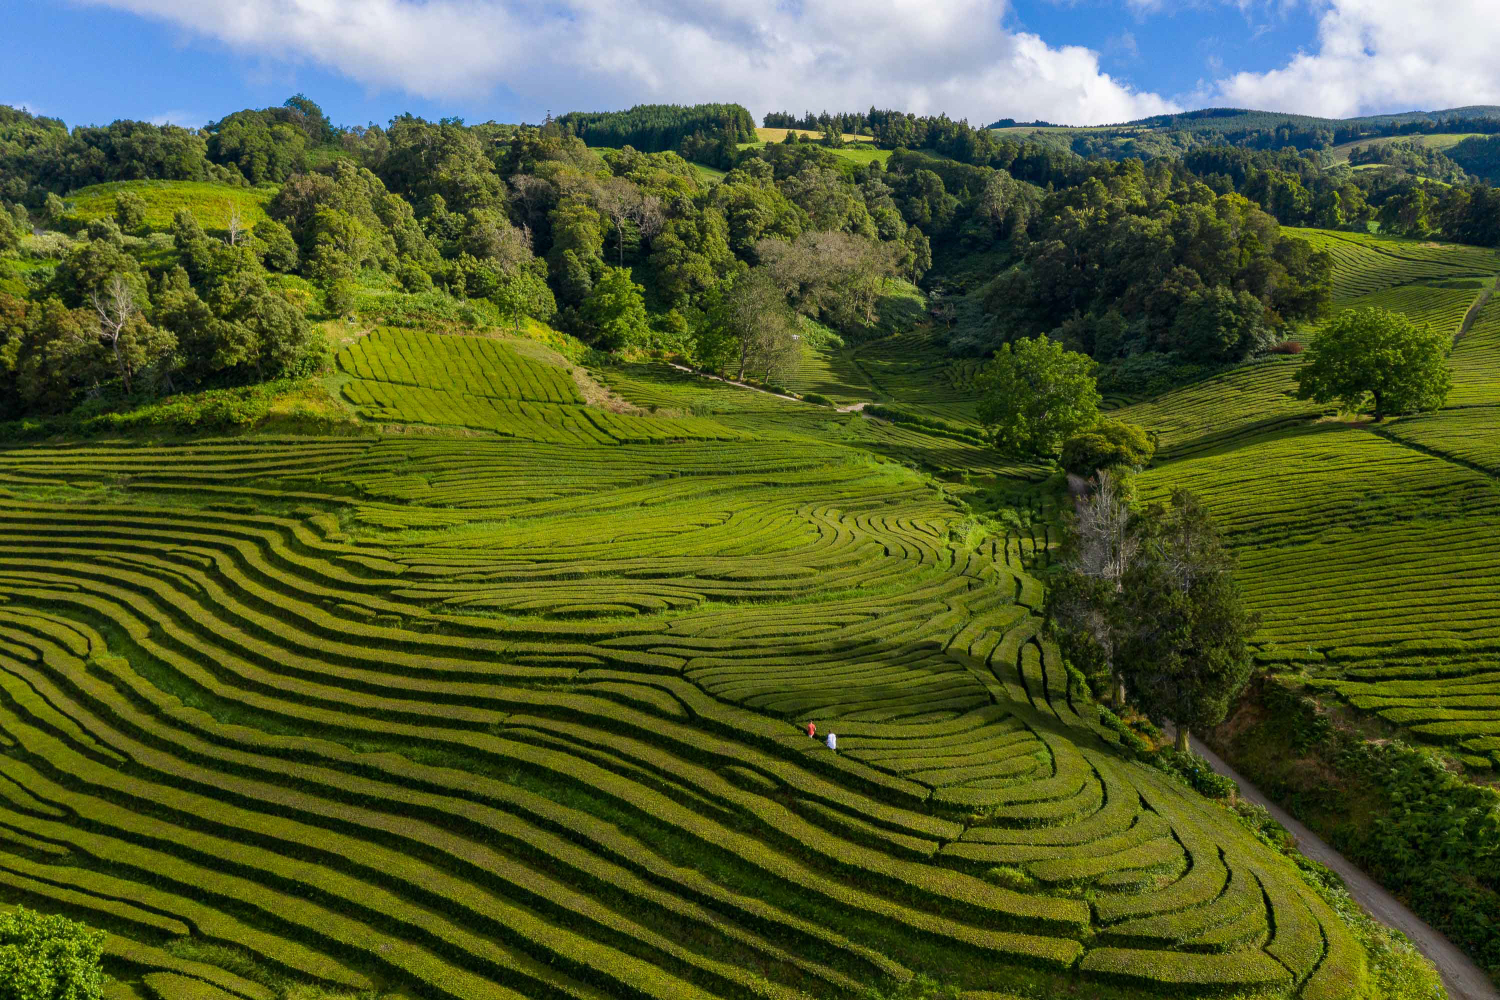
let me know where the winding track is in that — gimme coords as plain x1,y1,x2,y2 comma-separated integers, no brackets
1185,732,1499,1000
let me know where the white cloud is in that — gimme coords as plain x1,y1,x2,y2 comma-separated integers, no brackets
71,0,1178,125
1212,0,1500,116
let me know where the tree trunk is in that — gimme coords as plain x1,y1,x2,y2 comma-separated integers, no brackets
1115,674,1126,707
1175,726,1190,753
111,336,131,394
1372,390,1383,422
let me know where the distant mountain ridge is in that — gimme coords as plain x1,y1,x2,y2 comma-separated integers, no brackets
1119,105,1500,133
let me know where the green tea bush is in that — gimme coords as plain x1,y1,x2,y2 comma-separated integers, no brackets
0,907,106,1000
864,404,987,444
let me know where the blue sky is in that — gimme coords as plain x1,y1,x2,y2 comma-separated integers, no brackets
1,1,1495,130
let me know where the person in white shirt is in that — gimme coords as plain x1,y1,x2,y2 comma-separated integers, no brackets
825,732,837,751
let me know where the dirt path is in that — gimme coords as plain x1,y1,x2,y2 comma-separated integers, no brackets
1456,274,1500,342
1184,732,1498,1000
665,364,804,403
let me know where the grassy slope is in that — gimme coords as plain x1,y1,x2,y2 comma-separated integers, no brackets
1325,132,1485,164
61,179,274,234
738,135,893,167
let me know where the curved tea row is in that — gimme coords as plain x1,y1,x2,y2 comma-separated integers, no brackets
0,437,1363,998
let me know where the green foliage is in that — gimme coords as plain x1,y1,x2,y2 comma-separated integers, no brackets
0,907,106,1000
1216,678,1500,977
1150,747,1238,798
113,190,147,232
1295,306,1452,418
1059,419,1155,477
969,185,1332,364
1119,491,1259,743
557,103,756,154
975,336,1101,459
581,266,650,350
324,277,357,317
0,208,17,255
1448,134,1500,184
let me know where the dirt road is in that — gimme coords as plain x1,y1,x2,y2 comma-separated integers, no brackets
1186,733,1497,1000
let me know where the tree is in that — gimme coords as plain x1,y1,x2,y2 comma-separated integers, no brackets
0,208,17,254
1060,420,1155,478
1118,491,1260,751
90,273,146,392
490,259,556,335
975,336,1101,460
283,93,335,144
251,217,300,272
113,190,146,232
1046,470,1137,705
0,906,106,1000
225,202,246,247
208,270,314,377
1164,286,1272,363
697,269,800,380
324,278,356,317
581,266,650,350
901,227,932,282
756,231,899,333
1295,307,1452,420
7,297,98,411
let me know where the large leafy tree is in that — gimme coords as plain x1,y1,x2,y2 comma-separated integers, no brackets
1117,491,1260,752
1296,306,1452,420
699,269,800,380
581,266,650,350
0,906,106,1000
1060,420,1155,478
975,336,1101,460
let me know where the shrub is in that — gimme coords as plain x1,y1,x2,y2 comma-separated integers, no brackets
1152,748,1239,799
0,907,107,1000
1059,419,1155,476
324,278,357,317
114,190,147,232
801,392,833,406
1270,340,1304,355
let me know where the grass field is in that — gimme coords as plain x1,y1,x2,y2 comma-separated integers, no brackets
60,180,275,235
0,314,1375,998
1325,132,1485,164
738,130,894,167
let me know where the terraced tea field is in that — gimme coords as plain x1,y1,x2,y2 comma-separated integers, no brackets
0,360,1368,996
340,329,747,443
1135,231,1500,770
1289,229,1500,299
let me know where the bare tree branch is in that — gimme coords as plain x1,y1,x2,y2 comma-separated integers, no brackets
90,274,138,394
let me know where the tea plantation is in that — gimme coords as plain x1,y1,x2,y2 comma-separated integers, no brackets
1132,228,1500,771
0,323,1377,999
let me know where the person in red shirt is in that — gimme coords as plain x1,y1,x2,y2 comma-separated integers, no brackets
806,722,817,739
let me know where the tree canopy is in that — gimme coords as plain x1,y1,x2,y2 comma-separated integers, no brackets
0,907,106,1000
1118,492,1260,751
1295,307,1452,420
975,336,1101,460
